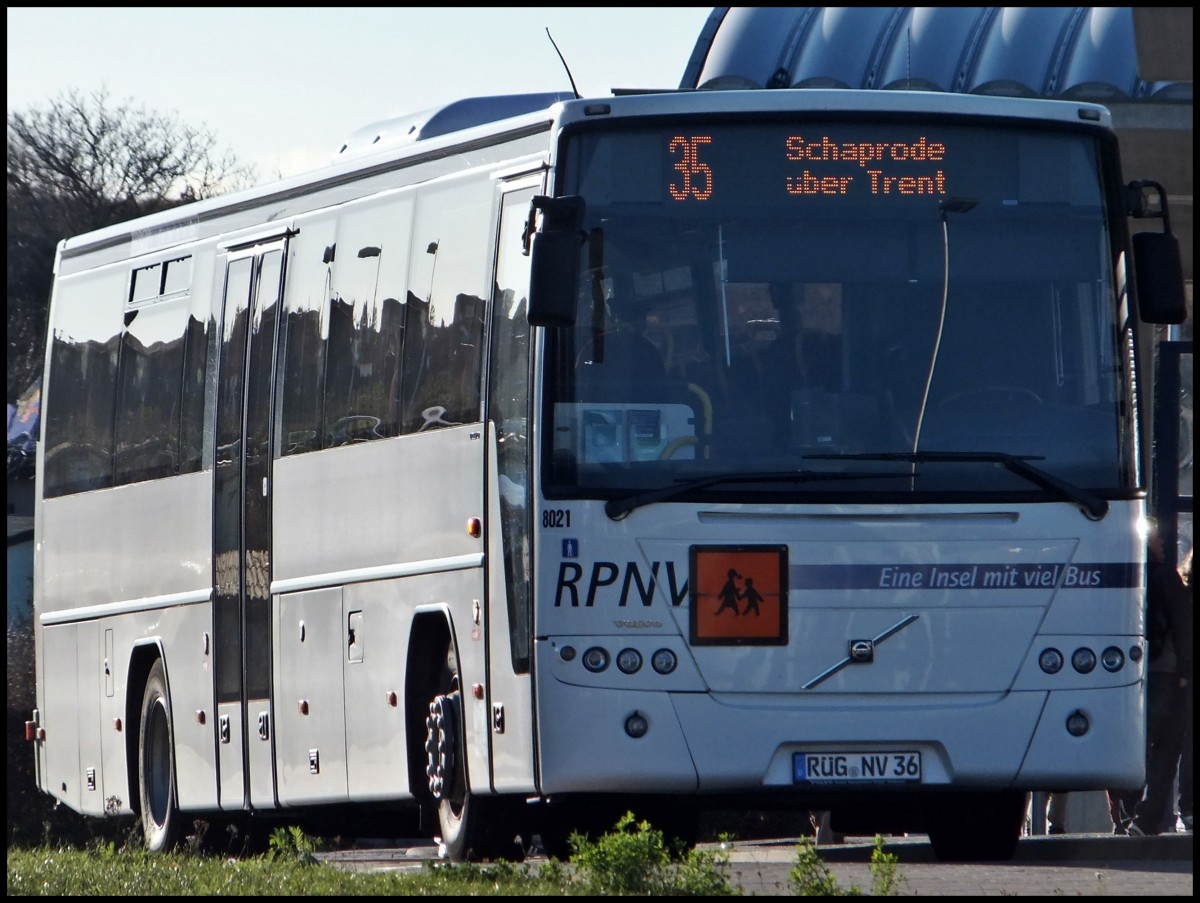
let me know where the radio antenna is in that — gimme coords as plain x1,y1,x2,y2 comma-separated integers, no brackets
546,28,581,99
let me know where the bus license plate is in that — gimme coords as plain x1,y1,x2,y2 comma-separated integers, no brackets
795,751,922,784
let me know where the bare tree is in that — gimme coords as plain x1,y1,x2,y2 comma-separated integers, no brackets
7,88,256,401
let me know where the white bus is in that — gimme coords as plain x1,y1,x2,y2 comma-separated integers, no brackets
29,88,1185,863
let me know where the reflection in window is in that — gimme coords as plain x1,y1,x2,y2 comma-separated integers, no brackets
323,283,406,446
44,330,119,497
322,196,412,446
278,180,495,453
45,256,201,495
405,289,485,431
43,271,125,497
402,181,490,432
279,225,334,457
179,313,212,474
114,297,190,484
489,187,536,672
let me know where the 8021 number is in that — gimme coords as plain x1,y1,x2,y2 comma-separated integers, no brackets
542,508,572,528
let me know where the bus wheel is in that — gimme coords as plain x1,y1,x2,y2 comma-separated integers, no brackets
138,659,182,852
928,790,1025,862
425,686,523,862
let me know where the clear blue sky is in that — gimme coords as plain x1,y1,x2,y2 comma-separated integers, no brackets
7,7,714,181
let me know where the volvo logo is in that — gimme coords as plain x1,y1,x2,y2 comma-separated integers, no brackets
803,615,918,690
848,639,875,663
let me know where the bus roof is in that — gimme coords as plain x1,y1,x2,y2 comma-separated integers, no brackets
57,94,568,267
555,87,1114,131
56,87,1112,269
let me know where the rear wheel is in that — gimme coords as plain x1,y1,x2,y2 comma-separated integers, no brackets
927,790,1025,862
138,659,182,852
424,666,523,862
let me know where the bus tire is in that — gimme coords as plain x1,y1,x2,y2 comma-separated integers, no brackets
138,658,182,852
425,682,523,862
927,790,1025,862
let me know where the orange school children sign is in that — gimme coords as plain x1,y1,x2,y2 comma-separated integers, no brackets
690,545,788,645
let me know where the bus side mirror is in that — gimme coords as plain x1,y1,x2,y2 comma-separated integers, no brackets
1127,180,1187,325
1133,231,1187,325
527,195,584,328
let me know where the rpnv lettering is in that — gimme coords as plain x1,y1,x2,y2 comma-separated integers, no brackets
554,560,689,607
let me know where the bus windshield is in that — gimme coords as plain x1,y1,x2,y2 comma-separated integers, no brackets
542,119,1131,504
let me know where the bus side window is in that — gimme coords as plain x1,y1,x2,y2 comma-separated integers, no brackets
114,296,190,485
43,274,122,497
323,198,413,446
401,179,490,432
279,223,335,457
178,313,211,473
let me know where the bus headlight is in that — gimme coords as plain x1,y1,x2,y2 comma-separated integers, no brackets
651,648,678,675
1100,646,1124,672
1071,648,1097,674
616,648,643,674
1039,648,1064,674
582,647,610,673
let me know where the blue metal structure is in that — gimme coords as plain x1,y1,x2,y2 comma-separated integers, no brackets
681,8,1191,102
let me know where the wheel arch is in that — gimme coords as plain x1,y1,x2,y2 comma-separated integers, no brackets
404,607,460,804
124,639,167,817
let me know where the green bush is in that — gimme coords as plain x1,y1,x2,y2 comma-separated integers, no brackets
789,835,856,896
266,825,319,865
788,835,905,896
567,811,740,896
869,835,904,896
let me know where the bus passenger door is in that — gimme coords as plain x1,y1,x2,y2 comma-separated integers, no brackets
484,182,538,792
213,238,287,812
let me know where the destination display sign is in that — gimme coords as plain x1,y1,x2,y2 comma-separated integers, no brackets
564,122,1096,213
669,133,949,201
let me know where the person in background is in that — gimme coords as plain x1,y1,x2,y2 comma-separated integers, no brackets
808,810,844,845
1125,527,1193,836
1046,792,1069,835
1175,549,1193,832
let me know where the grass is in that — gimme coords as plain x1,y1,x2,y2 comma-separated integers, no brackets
7,845,564,896
7,815,905,896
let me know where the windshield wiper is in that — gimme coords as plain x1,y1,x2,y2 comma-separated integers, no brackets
605,470,899,520
804,451,1109,520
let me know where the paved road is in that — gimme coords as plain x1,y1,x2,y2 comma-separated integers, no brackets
319,831,1192,895
721,832,1192,895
